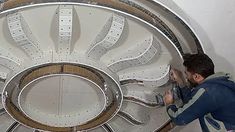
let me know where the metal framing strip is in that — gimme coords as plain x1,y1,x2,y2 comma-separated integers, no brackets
102,123,114,132
119,64,170,87
117,111,143,125
6,121,20,132
123,96,161,108
0,108,6,116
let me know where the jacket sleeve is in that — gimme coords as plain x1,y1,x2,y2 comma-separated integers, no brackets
166,88,216,125
178,86,192,104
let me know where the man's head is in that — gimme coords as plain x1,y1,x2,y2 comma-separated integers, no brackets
183,53,215,86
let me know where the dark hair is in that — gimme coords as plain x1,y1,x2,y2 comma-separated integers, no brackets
183,53,215,78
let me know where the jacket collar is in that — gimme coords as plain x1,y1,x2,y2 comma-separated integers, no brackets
204,72,232,82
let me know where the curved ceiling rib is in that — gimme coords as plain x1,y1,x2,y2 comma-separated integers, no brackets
107,36,160,72
86,14,125,60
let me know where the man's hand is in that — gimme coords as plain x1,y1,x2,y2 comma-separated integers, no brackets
170,68,185,87
164,90,174,105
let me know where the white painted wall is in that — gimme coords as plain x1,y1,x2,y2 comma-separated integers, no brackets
172,0,235,77
154,1,235,131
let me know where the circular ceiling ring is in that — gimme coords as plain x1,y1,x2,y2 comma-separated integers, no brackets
19,64,105,90
3,63,123,131
18,64,108,128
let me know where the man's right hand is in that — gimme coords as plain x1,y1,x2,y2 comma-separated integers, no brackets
164,90,174,105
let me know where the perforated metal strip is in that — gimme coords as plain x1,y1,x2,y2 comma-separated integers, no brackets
7,12,43,60
58,5,73,54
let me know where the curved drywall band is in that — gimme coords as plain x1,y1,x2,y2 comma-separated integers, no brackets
119,64,170,87
108,36,160,72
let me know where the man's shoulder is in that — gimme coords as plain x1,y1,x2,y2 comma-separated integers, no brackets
202,72,235,88
205,72,234,82
197,75,235,98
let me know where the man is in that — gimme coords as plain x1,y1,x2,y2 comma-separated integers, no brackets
164,53,235,131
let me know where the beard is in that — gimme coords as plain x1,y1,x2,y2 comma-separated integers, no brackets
187,79,198,87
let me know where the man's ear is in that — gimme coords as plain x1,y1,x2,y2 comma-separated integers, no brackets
193,73,204,83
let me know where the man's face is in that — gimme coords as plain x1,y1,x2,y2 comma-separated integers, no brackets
184,69,198,87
